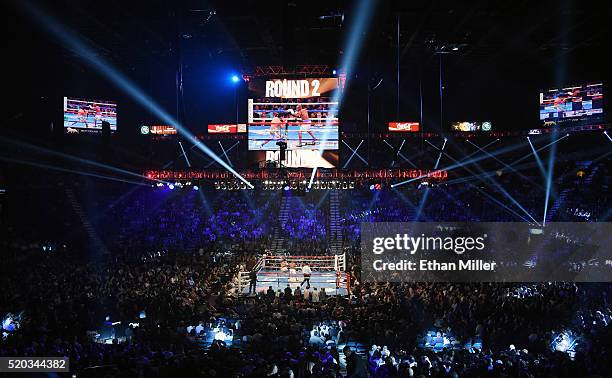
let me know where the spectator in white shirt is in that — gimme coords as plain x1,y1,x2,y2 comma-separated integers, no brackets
311,287,320,302
303,287,311,301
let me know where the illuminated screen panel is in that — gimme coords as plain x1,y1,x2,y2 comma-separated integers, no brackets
140,125,177,135
207,124,247,134
263,150,339,169
539,83,603,126
247,78,339,152
63,97,117,134
388,122,420,132
451,121,492,132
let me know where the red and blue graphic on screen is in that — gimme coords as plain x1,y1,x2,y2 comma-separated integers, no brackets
539,83,603,126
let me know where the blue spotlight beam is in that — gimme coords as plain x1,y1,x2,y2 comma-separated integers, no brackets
509,134,569,168
414,188,431,221
467,183,530,222
457,139,500,164
391,188,423,217
445,140,608,188
467,138,543,189
447,135,570,187
441,137,448,151
434,153,443,169
526,137,547,179
434,138,447,169
423,138,447,170
308,0,377,180
218,141,233,167
423,140,540,224
21,1,253,189
392,133,568,188
307,167,318,190
196,190,213,216
604,131,612,143
178,141,191,168
390,139,406,167
163,142,203,169
388,140,426,168
542,131,559,226
342,139,367,168
384,139,417,168
203,141,240,168
450,150,541,224
315,191,331,209
0,136,163,184
0,156,149,186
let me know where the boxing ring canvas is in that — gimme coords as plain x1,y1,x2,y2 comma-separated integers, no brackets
235,254,350,296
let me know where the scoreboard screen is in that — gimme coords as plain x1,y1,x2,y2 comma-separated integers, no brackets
247,78,339,152
539,83,603,126
64,97,117,134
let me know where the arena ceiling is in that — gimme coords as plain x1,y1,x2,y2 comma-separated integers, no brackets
5,0,610,74
2,0,611,134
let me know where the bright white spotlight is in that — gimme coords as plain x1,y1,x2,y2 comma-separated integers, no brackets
231,75,240,83
214,331,228,341
193,185,199,191
168,184,175,190
332,69,337,75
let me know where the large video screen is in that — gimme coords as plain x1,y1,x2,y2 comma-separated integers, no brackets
539,83,603,126
247,78,339,151
63,97,117,134
451,121,492,132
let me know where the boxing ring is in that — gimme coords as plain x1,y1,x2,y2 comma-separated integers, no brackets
235,253,350,296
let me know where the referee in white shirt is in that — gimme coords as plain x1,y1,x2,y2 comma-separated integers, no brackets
300,264,312,289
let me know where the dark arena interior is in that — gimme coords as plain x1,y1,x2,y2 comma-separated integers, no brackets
1,0,612,377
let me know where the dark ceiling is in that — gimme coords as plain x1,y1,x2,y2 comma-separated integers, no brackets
6,0,611,72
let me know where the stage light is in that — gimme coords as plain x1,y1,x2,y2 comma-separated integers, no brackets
214,331,228,341
332,69,337,75
283,185,290,191
168,184,175,190
369,184,375,190
193,185,199,191
551,331,579,359
231,75,240,83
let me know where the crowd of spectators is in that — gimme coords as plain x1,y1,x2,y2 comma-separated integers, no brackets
2,236,611,377
0,158,610,376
